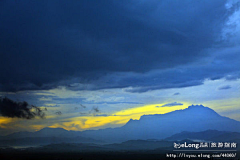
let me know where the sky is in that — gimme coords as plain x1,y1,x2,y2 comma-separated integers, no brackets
0,0,239,135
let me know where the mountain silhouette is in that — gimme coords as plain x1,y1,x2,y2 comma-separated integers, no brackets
2,105,240,144
0,128,101,146
80,105,240,142
2,127,78,139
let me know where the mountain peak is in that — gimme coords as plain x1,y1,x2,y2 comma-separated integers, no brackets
184,104,219,116
188,104,205,108
187,104,211,110
122,104,228,140
136,105,219,121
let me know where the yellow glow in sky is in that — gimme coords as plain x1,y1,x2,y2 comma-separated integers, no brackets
49,102,190,131
0,117,14,128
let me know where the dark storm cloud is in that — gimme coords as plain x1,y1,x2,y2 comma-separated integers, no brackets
0,0,238,92
83,45,240,93
0,97,45,119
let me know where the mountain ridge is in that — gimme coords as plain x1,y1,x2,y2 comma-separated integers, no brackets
2,105,240,143
80,105,240,142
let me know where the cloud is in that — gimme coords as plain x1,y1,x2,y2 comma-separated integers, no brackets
38,97,52,101
1,0,238,92
79,112,88,115
94,114,108,117
157,102,183,107
74,104,86,110
55,111,62,115
46,104,60,107
218,85,232,90
92,106,100,113
0,97,45,119
80,104,86,108
222,0,240,42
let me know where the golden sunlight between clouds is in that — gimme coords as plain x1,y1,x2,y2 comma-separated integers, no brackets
48,102,190,131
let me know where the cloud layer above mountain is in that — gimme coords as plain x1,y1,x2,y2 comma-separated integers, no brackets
0,0,239,92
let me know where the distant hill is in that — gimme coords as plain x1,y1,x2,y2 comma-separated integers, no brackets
0,136,102,147
0,128,102,147
104,140,173,151
165,130,240,142
2,127,78,139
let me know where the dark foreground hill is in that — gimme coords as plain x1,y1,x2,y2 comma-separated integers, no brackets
165,129,240,142
0,139,239,160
